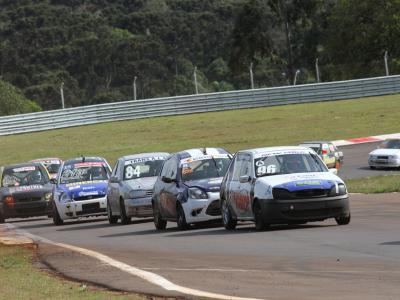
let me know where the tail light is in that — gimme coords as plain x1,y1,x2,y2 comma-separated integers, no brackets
4,196,15,208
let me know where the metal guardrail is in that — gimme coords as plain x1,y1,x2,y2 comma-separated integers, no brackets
0,75,399,136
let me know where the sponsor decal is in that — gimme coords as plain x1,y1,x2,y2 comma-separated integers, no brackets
180,154,230,165
232,192,251,211
124,157,166,165
12,166,36,172
78,191,99,197
255,150,309,159
9,185,44,192
74,162,105,168
295,180,321,186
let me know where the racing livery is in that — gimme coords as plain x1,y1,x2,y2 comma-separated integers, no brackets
52,157,111,225
299,141,343,169
107,152,169,224
152,148,232,230
368,139,400,169
0,163,53,223
30,158,63,179
220,146,350,230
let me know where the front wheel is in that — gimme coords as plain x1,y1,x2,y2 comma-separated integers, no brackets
369,166,376,170
335,213,351,225
177,204,189,230
52,203,64,226
221,199,237,230
107,198,118,224
119,199,131,225
153,203,167,230
254,200,269,231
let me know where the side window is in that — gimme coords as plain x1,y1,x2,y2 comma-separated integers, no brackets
239,155,252,177
169,158,178,180
160,158,172,177
225,156,236,182
232,153,250,181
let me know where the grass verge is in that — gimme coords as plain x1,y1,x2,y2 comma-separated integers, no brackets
0,244,145,300
0,94,400,166
345,174,400,193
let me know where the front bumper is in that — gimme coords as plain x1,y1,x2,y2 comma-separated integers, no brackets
368,158,400,168
259,195,349,224
3,200,52,219
57,197,107,219
182,192,221,224
125,197,153,218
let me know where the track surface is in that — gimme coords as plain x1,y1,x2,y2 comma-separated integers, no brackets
9,193,400,300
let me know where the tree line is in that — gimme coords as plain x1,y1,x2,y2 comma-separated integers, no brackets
0,0,399,114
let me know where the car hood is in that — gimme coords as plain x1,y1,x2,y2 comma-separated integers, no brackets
4,184,52,198
60,180,108,198
257,172,344,190
183,177,223,192
125,177,157,190
369,149,400,156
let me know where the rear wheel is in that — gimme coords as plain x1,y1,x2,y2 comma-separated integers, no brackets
153,202,167,230
177,204,189,230
107,198,118,224
119,198,131,225
221,199,237,230
254,200,268,231
335,213,351,225
52,204,64,226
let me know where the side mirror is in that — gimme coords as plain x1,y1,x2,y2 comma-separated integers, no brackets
162,176,175,183
109,176,120,183
239,175,251,183
329,168,338,175
50,178,57,185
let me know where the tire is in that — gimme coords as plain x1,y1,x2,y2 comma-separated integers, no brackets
119,198,131,225
176,203,189,230
254,200,268,231
52,204,64,226
0,212,5,224
107,198,118,224
370,166,376,170
335,213,351,225
153,203,167,230
221,199,237,230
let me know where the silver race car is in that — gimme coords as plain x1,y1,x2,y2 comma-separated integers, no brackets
107,153,169,224
368,139,400,169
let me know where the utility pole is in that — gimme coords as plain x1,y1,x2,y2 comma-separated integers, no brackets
250,62,254,89
384,51,389,76
133,76,137,100
293,70,300,86
60,82,65,109
194,66,199,94
315,58,320,83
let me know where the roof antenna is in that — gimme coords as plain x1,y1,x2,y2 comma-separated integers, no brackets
202,147,207,155
82,155,85,162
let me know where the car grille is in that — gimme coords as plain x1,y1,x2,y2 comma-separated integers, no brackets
282,207,342,219
73,194,104,201
377,156,389,160
77,203,106,215
205,200,221,216
16,197,42,203
273,188,330,200
145,190,153,197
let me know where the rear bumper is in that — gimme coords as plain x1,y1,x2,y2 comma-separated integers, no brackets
2,200,52,219
259,196,349,223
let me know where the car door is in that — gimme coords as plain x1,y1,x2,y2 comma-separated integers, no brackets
228,153,253,219
108,159,121,213
158,157,178,219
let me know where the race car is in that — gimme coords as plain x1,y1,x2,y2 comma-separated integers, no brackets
152,148,232,230
30,158,63,179
107,152,169,224
220,146,350,230
0,163,53,223
52,157,111,225
299,141,343,169
368,139,400,169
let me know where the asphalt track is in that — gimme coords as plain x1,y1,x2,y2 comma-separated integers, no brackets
4,142,400,300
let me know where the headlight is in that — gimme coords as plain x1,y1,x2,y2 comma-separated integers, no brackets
329,183,347,196
60,192,73,203
338,184,347,195
128,190,147,198
369,155,376,160
44,192,53,201
188,187,208,199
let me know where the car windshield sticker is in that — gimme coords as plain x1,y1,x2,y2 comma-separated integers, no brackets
257,165,276,176
124,156,166,165
74,162,104,168
12,166,36,173
255,160,264,167
180,154,230,165
125,165,142,179
255,150,309,159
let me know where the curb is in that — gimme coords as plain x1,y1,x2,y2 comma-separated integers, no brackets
332,132,400,147
0,224,35,246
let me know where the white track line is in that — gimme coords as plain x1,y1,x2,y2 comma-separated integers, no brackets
4,224,263,300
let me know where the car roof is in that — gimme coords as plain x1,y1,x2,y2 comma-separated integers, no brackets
63,157,107,165
299,141,331,145
3,162,43,170
175,148,231,160
30,158,62,163
121,152,170,161
240,146,313,156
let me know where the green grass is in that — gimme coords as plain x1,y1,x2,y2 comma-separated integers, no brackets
345,174,400,193
0,94,400,167
0,245,145,300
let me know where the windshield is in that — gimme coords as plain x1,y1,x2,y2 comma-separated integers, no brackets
124,159,164,180
42,162,61,174
254,153,327,177
60,162,110,184
380,140,400,149
299,144,321,154
2,166,48,187
181,158,231,181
